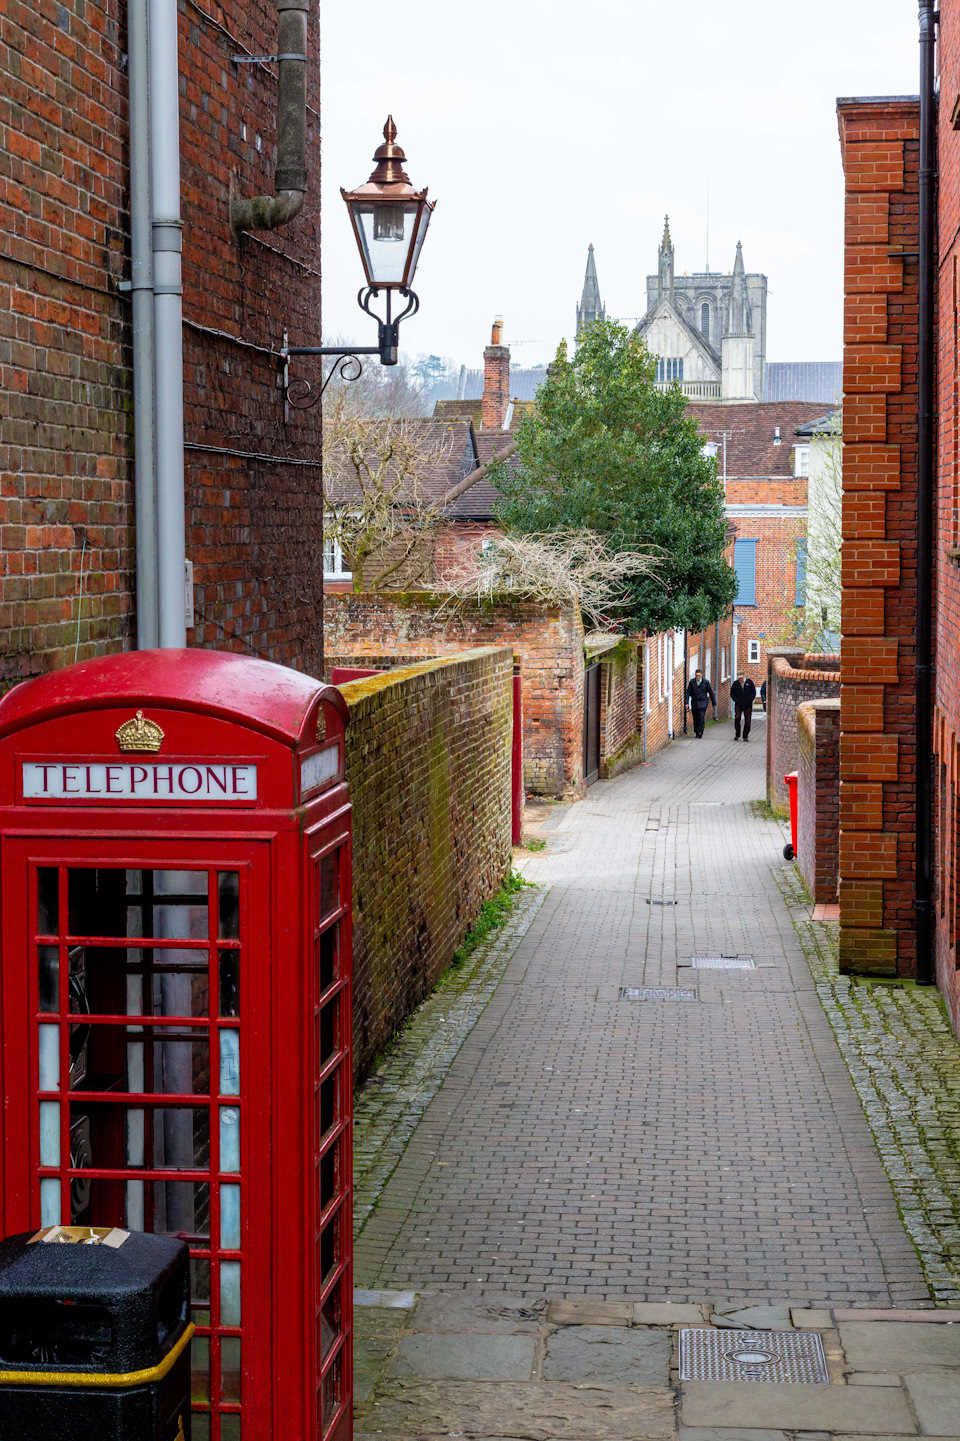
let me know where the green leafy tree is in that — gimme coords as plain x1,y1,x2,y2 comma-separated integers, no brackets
489,320,737,632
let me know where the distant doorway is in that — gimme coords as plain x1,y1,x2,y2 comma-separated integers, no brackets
583,663,601,786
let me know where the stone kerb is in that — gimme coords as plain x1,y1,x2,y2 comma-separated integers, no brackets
797,698,841,903
337,647,514,1081
766,648,842,814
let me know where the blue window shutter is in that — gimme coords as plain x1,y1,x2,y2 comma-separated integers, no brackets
733,539,757,606
796,538,807,606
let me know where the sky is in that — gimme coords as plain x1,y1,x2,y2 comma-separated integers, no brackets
320,0,918,375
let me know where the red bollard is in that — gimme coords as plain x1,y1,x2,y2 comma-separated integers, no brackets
512,665,523,845
783,770,799,860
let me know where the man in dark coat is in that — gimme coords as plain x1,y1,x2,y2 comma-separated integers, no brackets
730,673,757,741
685,669,716,739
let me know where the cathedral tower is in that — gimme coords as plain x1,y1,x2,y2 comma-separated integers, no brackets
721,241,758,400
657,216,674,301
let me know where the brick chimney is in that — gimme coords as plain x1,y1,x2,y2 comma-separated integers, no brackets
482,315,510,429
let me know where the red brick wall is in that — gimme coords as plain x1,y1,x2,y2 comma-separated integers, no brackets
482,342,510,431
0,0,324,686
338,648,513,1080
797,698,840,903
596,638,640,776
324,591,586,798
838,96,920,977
642,628,687,754
766,649,841,813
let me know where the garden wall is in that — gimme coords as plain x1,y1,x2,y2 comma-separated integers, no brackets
325,592,585,797
338,647,513,1080
797,698,841,903
766,648,841,813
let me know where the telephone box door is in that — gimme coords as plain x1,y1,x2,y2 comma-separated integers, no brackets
2,835,273,1441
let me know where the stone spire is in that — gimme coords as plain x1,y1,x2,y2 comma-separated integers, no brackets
657,216,674,301
576,244,605,337
724,240,752,335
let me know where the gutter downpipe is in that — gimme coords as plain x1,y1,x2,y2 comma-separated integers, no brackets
149,0,187,647
230,0,309,233
916,0,938,984
129,0,158,648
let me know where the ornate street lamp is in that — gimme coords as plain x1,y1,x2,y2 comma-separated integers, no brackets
281,117,435,409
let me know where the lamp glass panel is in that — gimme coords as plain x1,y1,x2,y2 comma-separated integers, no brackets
406,203,432,285
351,200,422,285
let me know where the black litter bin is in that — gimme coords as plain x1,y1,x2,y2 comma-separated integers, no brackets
0,1225,192,1441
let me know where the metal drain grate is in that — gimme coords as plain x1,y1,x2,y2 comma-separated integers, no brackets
679,1328,828,1384
685,955,756,969
619,986,698,1001
646,898,678,906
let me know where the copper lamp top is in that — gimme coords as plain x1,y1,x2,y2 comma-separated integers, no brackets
342,116,427,203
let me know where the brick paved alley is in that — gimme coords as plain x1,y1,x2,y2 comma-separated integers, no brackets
355,714,930,1308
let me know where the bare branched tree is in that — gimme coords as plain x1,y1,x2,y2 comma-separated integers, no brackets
439,528,661,628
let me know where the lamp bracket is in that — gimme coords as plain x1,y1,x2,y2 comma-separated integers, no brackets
231,53,307,63
278,288,419,417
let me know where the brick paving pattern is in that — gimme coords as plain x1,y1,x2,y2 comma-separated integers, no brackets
355,715,930,1305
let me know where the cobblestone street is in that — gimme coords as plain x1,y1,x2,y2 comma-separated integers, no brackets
355,714,931,1308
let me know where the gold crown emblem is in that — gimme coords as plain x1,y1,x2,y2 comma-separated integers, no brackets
115,710,164,753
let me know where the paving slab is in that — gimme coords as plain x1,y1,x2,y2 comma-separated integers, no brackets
838,1321,960,1371
354,1308,412,1339
635,1303,707,1325
355,1288,417,1308
678,1430,789,1441
848,1373,904,1386
385,1333,537,1381
361,1378,676,1439
548,1300,633,1327
542,1325,670,1384
791,1309,834,1329
903,1372,960,1435
680,1380,917,1433
411,1294,544,1333
714,1306,794,1330
834,1310,960,1323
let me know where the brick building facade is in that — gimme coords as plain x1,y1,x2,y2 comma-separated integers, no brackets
837,96,920,979
797,698,841,905
1,0,325,686
765,648,841,814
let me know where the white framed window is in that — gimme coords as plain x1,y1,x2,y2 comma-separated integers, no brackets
720,645,729,682
748,639,760,664
662,636,672,699
689,652,700,679
323,533,351,580
704,648,712,682
794,445,810,477
674,628,685,666
644,640,652,714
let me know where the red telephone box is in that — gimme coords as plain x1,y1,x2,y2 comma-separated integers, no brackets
0,649,353,1441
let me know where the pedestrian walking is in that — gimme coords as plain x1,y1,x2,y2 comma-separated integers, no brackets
685,669,716,739
730,673,757,740
760,679,767,712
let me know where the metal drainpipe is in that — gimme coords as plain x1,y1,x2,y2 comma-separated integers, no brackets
230,0,308,233
916,1,938,984
149,0,187,647
129,0,158,649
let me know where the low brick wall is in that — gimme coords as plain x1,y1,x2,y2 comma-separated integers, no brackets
797,698,840,902
325,592,585,798
339,647,513,1081
766,648,841,813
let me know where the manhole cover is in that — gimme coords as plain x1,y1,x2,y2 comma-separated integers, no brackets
646,898,678,906
686,955,756,969
679,1328,828,1384
619,986,698,1001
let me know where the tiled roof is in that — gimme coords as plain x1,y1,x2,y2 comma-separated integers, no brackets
688,401,827,477
458,366,548,402
444,433,519,521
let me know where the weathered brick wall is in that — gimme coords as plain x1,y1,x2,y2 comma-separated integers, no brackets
325,592,585,797
766,648,840,813
595,638,640,777
936,0,960,1031
0,0,324,686
642,629,685,755
338,648,513,1081
797,698,840,903
838,96,919,977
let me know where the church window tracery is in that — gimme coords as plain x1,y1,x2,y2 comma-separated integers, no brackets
656,358,684,384
700,302,711,341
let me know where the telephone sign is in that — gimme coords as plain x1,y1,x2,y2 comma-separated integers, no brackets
0,650,354,1441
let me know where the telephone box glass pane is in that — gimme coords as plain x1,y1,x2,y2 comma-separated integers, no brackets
220,1416,241,1441
219,952,240,1018
191,1334,210,1402
320,1290,340,1361
322,1354,341,1431
39,1178,60,1226
319,928,338,995
39,1101,60,1165
319,852,338,917
37,868,58,934
38,1024,59,1090
221,1336,241,1401
220,1260,241,1324
220,1184,241,1249
220,1107,240,1172
218,872,240,938
219,1029,240,1095
38,947,58,1012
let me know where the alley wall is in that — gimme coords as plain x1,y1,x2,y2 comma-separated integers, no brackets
766,648,840,814
797,697,841,904
0,0,324,687
837,96,920,978
338,647,513,1081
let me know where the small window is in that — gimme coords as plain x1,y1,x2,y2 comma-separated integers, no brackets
796,537,807,606
323,533,351,580
748,640,760,664
701,440,718,459
794,445,810,477
700,302,710,340
733,538,757,606
656,357,684,384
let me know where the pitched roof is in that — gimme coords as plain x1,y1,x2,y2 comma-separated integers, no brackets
688,401,828,477
443,432,520,521
635,295,720,367
323,419,480,508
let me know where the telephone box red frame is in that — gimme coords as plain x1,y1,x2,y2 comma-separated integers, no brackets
0,649,353,1441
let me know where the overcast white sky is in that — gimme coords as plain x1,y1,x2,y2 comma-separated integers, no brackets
320,0,917,374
